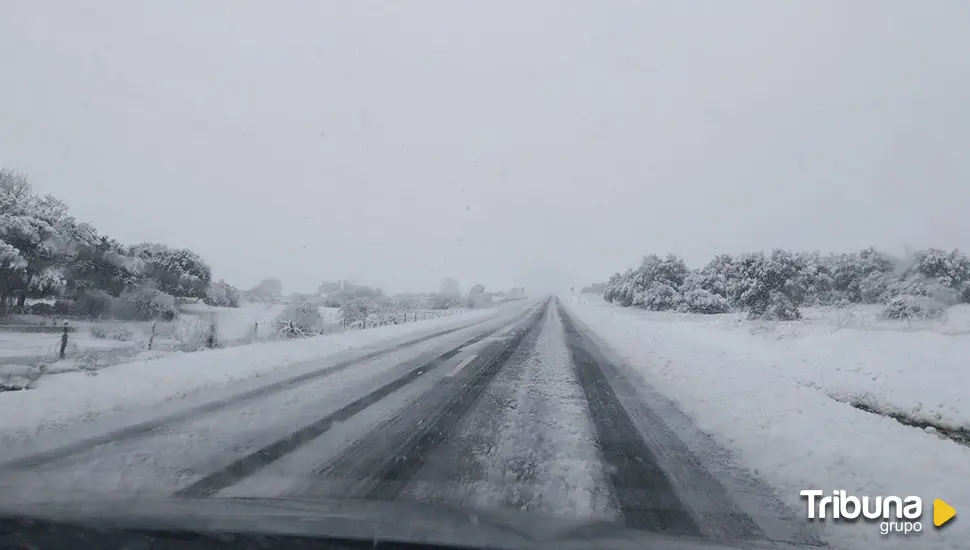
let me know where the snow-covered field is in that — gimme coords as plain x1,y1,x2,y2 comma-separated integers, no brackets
0,303,308,365
564,295,969,550
0,302,524,444
0,302,471,381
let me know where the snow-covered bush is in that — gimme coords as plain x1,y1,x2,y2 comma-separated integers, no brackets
89,325,107,339
882,295,947,321
909,248,970,302
732,250,803,318
607,246,970,318
679,287,730,314
367,310,400,327
676,265,733,314
275,300,324,336
111,326,135,341
604,255,689,310
0,363,41,392
339,297,378,328
789,251,835,306
641,282,681,311
828,248,899,304
858,272,893,304
604,269,637,306
883,276,962,306
652,254,690,288
692,254,739,301
758,290,802,321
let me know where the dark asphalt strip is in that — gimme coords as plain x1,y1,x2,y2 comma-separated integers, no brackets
555,301,702,536
306,302,548,501
0,315,503,472
173,308,540,498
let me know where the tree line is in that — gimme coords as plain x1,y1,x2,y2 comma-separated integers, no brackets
0,169,237,319
600,247,970,320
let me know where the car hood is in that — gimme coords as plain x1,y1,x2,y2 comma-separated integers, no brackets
0,494,822,550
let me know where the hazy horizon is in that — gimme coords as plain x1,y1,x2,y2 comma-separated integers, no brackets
3,1,969,296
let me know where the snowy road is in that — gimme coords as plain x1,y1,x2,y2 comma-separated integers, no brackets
0,298,821,547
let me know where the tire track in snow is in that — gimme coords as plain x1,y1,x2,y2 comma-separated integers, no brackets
0,316,503,472
173,316,520,498
557,299,703,536
405,301,616,521
301,302,548,500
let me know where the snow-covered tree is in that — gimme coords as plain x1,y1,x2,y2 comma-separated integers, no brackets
0,241,28,316
129,243,212,299
0,167,225,317
67,235,144,298
0,169,66,310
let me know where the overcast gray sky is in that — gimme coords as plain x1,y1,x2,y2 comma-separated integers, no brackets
2,1,969,295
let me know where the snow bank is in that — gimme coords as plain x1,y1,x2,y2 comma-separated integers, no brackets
564,296,969,550
0,304,519,444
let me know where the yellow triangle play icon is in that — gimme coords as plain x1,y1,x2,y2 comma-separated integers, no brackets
934,499,956,527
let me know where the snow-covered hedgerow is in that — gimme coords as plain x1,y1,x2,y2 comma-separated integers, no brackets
603,247,970,320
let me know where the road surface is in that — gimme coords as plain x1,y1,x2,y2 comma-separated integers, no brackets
0,298,821,547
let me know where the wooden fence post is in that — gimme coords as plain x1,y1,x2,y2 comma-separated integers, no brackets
148,321,156,350
59,322,69,359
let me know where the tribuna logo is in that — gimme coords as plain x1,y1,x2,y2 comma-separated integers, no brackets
800,490,923,535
